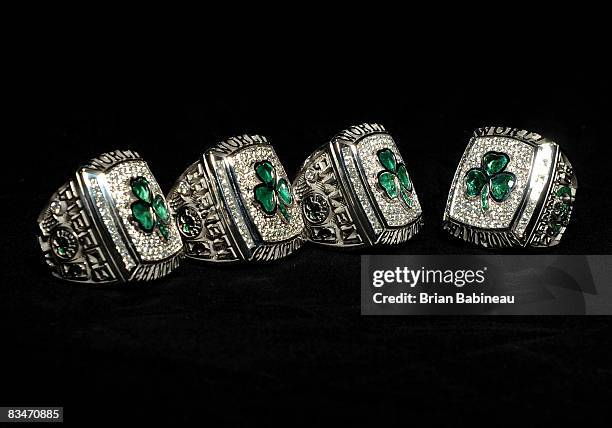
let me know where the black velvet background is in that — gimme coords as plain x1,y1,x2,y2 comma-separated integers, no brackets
2,72,611,424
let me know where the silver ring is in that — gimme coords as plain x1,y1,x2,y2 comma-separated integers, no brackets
37,150,184,284
166,135,304,262
294,123,423,247
443,126,577,248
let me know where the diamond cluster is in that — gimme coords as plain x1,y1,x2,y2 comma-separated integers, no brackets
353,134,422,228
88,176,136,270
514,143,555,238
232,144,304,243
105,161,183,261
341,146,383,234
449,136,535,229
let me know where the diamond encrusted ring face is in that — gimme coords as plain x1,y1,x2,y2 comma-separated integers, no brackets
37,150,183,284
294,123,423,247
443,127,577,248
166,135,304,262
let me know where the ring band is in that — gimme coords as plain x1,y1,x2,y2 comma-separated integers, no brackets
443,126,577,248
166,135,304,262
37,150,184,283
294,123,423,247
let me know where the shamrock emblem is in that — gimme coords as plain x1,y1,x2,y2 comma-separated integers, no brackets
376,148,414,208
130,176,170,239
253,160,293,222
464,151,516,212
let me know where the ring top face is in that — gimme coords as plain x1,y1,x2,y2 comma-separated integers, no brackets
167,135,304,262
38,150,183,283
336,130,422,231
88,159,184,264
448,135,534,230
295,123,423,247
444,127,577,248
229,143,304,243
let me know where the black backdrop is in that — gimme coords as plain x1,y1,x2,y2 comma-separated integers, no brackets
2,70,611,424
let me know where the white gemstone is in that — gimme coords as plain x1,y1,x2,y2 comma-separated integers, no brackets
178,181,191,196
50,201,63,215
305,168,317,183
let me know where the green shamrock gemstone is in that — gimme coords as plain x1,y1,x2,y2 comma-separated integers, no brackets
129,175,171,239
464,151,516,212
378,171,399,198
255,184,277,214
277,178,292,205
255,161,275,185
152,195,169,222
158,222,169,239
465,169,487,197
400,188,413,207
278,201,290,221
378,148,396,172
397,164,412,192
131,177,152,203
253,160,293,223
489,172,516,202
482,152,510,177
131,200,155,231
376,148,414,208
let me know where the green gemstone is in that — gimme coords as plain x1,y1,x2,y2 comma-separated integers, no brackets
482,152,509,177
556,186,571,198
56,245,67,256
400,188,413,207
276,178,292,205
55,236,70,255
181,214,196,233
255,161,275,185
378,171,398,198
131,200,155,231
158,222,169,239
255,184,276,214
489,172,516,202
465,168,487,197
481,184,489,212
278,202,291,222
378,149,396,172
397,164,412,192
131,177,151,203
152,195,169,222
